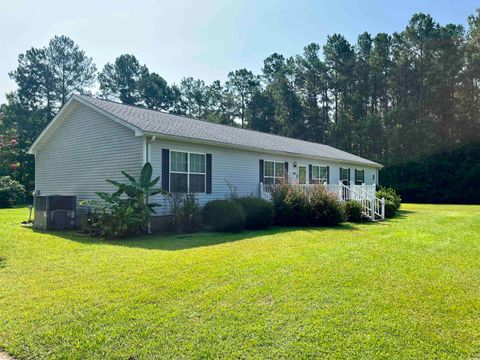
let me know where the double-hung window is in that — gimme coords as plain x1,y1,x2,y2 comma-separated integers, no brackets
264,161,285,185
311,165,328,184
355,170,365,185
170,151,206,193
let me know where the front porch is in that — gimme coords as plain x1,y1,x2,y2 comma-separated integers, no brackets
259,182,385,221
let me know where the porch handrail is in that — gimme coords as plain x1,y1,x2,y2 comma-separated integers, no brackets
340,182,385,220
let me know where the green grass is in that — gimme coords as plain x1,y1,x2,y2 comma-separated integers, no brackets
1,204,480,359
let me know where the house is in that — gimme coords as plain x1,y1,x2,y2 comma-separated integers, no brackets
28,95,384,228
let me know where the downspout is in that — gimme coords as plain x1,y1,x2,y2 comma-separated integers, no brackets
144,136,151,234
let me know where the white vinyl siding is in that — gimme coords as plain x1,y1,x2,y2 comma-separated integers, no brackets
34,102,143,201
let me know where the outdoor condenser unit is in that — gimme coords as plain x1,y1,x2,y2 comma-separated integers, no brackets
33,195,77,230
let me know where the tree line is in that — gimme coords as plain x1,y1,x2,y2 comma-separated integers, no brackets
1,11,480,202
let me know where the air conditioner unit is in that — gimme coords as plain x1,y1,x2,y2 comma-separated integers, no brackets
33,195,77,230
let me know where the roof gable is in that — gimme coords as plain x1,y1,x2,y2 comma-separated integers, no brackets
28,96,144,154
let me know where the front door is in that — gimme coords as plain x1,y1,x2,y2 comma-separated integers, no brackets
298,166,307,184
340,167,350,185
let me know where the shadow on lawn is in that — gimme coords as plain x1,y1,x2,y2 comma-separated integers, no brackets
28,223,361,251
395,209,415,219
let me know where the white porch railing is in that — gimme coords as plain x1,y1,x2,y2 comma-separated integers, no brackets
259,181,385,221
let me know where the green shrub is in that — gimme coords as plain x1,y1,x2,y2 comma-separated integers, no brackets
168,192,202,233
377,187,402,218
383,202,397,218
271,184,309,226
345,200,363,222
203,199,245,232
271,185,345,227
270,183,290,223
0,176,25,208
307,186,346,226
236,196,274,229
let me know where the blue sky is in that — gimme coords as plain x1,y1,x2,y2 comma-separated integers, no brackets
0,0,478,97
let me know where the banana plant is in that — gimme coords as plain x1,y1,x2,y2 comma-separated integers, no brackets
100,162,165,214
90,162,166,238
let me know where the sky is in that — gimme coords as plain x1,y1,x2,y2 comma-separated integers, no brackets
0,0,478,98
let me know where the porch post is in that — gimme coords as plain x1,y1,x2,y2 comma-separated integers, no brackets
338,181,343,201
381,197,385,220
259,182,264,199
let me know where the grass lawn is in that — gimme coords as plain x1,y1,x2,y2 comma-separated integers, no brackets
1,204,480,359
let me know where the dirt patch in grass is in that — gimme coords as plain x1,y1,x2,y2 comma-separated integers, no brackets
0,350,15,360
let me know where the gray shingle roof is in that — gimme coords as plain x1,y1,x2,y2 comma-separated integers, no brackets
76,95,381,167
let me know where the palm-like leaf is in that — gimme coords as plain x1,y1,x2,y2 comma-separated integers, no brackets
112,188,124,197
148,176,160,188
121,171,137,183
106,179,123,187
147,203,161,214
97,192,114,203
139,163,153,187
149,189,165,196
148,202,162,208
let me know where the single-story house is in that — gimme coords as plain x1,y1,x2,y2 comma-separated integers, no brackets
28,95,383,228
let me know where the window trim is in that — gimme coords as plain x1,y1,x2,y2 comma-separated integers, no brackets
263,160,286,185
169,150,207,193
311,164,328,184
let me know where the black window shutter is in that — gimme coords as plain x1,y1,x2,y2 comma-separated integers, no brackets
206,153,212,194
339,167,343,181
259,159,264,183
161,149,170,191
354,169,358,184
308,164,313,183
284,162,289,182
326,166,330,184
348,168,351,183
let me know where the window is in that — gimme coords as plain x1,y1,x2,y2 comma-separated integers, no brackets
170,151,206,193
264,161,285,185
355,170,365,185
311,165,328,184
340,167,350,185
